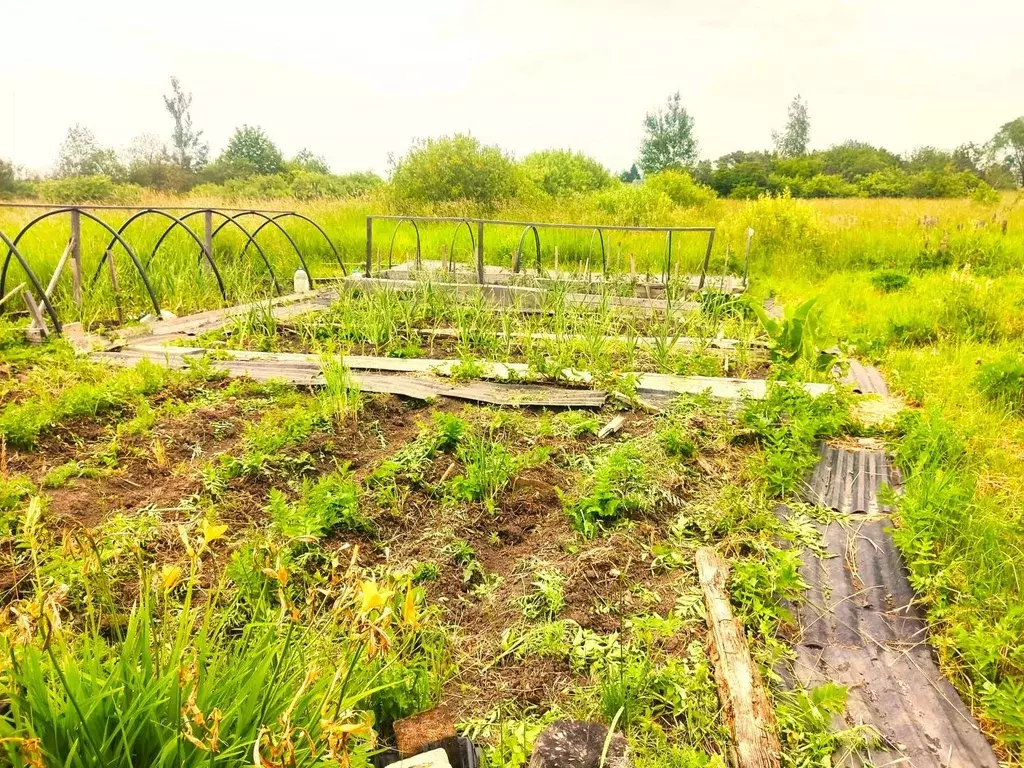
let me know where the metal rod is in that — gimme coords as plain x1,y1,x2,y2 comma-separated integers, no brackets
697,230,715,290
0,203,294,213
476,220,485,284
365,214,713,233
365,218,373,276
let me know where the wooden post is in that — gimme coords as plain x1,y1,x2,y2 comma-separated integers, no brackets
365,217,374,276
45,238,74,300
106,250,124,326
69,208,82,307
476,220,485,284
696,548,780,768
441,243,448,273
203,210,214,271
629,252,636,280
553,246,559,277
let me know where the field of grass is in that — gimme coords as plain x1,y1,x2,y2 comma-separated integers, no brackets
2,191,1024,766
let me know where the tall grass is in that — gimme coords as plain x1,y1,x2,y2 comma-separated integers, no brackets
2,192,1020,323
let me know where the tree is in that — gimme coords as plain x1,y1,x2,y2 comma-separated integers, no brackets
390,134,522,207
55,125,124,179
221,125,284,176
291,149,330,174
1,158,17,197
619,163,641,183
638,92,698,174
772,95,810,157
520,149,612,196
993,118,1024,186
164,77,208,172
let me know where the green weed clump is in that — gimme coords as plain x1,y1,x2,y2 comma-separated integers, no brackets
267,469,372,540
975,353,1024,414
564,443,654,538
869,269,911,293
0,360,175,449
741,382,851,496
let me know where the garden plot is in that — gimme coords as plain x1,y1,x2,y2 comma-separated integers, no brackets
1,285,1006,768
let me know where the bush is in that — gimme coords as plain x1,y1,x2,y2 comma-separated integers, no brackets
975,354,1024,414
870,270,911,293
390,134,523,207
520,149,612,196
592,182,673,225
33,175,143,204
644,169,717,207
858,168,912,197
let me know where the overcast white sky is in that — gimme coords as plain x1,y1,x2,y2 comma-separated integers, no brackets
1,0,1022,176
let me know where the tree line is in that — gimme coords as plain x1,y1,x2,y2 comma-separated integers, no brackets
1,79,1022,205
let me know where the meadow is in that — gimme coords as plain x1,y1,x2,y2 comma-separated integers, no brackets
2,190,1023,766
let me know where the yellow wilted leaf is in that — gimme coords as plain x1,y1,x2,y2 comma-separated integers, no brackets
161,564,182,591
262,566,288,586
402,583,420,629
202,521,229,545
358,580,392,614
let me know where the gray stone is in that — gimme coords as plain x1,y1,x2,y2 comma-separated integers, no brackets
529,721,629,768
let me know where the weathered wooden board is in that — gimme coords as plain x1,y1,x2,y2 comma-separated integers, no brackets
92,349,607,408
696,548,781,768
113,288,338,345
120,344,830,401
377,260,747,296
344,275,699,314
417,328,770,358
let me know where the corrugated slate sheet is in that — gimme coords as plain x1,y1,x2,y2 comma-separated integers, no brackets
843,360,890,396
786,515,998,767
788,434,998,766
803,444,901,513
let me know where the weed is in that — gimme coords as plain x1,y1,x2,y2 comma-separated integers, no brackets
564,442,653,538
870,269,911,293
975,352,1024,414
267,470,371,540
515,567,566,620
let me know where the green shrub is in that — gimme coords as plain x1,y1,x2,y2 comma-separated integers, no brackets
565,443,652,537
520,149,612,196
33,174,143,204
975,354,1024,414
869,270,911,293
644,169,717,207
390,134,523,207
592,182,673,226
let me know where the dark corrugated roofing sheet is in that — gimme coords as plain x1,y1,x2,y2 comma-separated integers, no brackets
843,360,890,396
786,515,998,767
803,444,902,514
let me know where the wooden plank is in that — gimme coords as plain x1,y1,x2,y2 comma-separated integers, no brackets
417,327,770,357
345,275,699,314
0,281,26,310
597,415,625,439
121,344,830,401
92,350,606,408
696,548,781,768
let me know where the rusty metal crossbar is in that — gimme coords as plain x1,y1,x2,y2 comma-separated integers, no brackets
0,204,344,336
364,214,723,288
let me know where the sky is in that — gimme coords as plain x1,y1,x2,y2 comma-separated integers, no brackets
2,0,1022,176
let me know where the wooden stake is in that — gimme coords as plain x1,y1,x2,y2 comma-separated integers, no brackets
69,209,82,307
696,548,780,768
0,281,26,310
629,252,636,279
441,243,448,272
22,291,48,341
106,249,124,326
553,246,559,276
45,238,74,299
